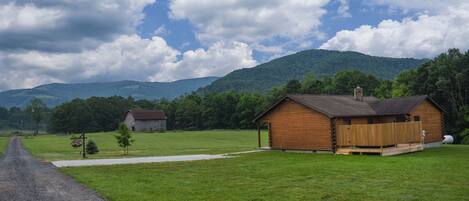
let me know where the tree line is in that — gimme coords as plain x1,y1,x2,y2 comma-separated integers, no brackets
2,49,468,143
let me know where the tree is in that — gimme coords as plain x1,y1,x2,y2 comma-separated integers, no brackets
392,49,469,137
26,98,47,135
332,70,380,95
115,123,134,155
49,99,93,133
285,80,302,93
0,107,8,120
374,80,393,99
301,74,323,94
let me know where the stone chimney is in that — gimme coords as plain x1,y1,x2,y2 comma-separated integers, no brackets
354,86,363,101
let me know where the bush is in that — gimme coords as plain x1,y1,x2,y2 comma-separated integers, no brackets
459,129,469,144
86,140,99,155
462,136,469,145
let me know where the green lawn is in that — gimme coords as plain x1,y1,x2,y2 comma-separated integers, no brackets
0,137,9,155
22,130,267,161
62,145,469,201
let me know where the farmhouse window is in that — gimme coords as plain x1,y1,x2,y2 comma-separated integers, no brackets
414,116,420,121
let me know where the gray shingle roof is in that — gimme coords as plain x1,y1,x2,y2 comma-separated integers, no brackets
369,95,427,115
128,109,166,120
288,95,378,117
254,94,444,122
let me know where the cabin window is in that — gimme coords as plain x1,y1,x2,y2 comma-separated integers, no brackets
344,118,351,125
367,117,374,124
414,116,420,121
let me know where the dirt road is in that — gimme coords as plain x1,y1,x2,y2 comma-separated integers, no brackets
0,137,104,201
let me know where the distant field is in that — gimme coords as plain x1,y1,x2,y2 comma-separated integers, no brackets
0,137,9,155
22,130,267,161
62,145,469,201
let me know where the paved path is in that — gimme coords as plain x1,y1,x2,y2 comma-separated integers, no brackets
0,137,104,201
53,149,264,168
53,154,230,167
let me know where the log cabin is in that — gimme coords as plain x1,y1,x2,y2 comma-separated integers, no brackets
253,87,445,155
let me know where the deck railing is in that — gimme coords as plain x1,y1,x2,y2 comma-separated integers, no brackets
337,121,423,147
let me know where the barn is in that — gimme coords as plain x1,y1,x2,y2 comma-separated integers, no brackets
254,87,445,155
124,109,167,132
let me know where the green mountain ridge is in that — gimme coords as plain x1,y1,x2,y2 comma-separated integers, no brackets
0,77,219,107
200,49,427,93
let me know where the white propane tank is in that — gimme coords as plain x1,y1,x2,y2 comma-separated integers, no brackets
442,135,454,144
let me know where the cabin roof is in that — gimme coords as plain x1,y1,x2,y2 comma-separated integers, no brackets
254,94,444,122
126,109,166,120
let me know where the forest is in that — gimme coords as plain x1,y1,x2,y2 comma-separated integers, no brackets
1,49,467,143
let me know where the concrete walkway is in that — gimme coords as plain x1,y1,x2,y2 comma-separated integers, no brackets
52,154,230,167
52,149,265,168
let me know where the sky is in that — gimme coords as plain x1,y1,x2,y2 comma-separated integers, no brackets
0,0,468,91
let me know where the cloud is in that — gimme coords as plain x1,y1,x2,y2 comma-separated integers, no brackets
364,0,465,13
169,0,330,48
153,25,170,36
169,41,256,80
337,0,351,18
0,0,155,52
0,35,255,90
320,3,469,58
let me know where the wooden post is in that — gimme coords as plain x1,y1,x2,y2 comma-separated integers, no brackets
257,123,261,148
268,123,272,148
82,132,86,158
330,118,337,153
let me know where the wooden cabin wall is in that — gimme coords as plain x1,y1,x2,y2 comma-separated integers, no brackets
260,99,332,150
410,100,443,143
336,117,373,125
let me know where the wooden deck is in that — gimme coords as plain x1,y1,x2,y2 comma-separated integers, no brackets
336,143,424,156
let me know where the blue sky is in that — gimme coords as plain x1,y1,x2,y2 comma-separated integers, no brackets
0,0,467,90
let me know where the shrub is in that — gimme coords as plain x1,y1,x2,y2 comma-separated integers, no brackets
462,136,469,145
459,129,469,144
86,140,99,155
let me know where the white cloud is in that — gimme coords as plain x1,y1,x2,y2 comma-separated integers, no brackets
320,3,469,58
153,25,170,36
170,41,256,80
0,3,63,31
365,0,465,13
0,0,155,52
169,0,330,48
0,35,255,90
337,0,351,18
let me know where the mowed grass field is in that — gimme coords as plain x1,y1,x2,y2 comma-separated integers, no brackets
62,145,469,201
0,137,9,155
22,130,267,161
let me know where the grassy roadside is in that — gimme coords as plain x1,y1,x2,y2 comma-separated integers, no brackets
22,130,268,161
62,145,469,201
0,137,9,155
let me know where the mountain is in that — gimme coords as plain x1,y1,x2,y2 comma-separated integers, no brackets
200,49,427,93
0,77,218,107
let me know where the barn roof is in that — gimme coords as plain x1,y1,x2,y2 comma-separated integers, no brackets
253,94,444,122
127,109,166,120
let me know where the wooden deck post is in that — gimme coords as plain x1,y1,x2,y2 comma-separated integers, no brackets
257,122,261,148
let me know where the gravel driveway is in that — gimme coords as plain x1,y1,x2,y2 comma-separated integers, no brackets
0,137,104,201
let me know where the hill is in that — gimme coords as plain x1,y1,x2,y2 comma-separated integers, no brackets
200,49,427,93
0,77,218,107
